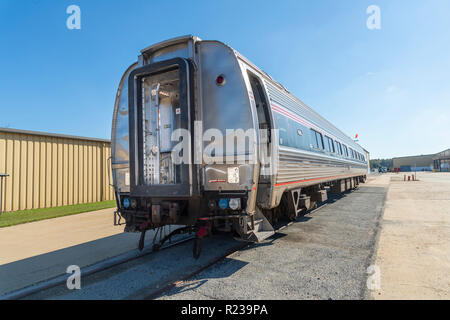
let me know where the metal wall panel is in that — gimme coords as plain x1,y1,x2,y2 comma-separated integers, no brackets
0,129,114,212
393,154,434,168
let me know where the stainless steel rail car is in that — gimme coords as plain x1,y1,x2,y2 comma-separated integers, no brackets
111,35,368,256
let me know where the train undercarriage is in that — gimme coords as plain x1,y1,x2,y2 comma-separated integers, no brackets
114,175,366,259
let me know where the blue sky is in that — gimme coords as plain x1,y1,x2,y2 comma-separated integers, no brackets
0,0,449,159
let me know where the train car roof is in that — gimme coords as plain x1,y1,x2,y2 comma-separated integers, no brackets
138,35,367,154
233,49,366,152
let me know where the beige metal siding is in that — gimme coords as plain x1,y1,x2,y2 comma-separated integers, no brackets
393,154,434,168
0,129,114,212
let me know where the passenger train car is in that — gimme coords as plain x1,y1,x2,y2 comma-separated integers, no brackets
111,35,368,257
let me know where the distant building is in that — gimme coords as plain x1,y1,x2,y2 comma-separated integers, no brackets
433,149,450,172
393,149,450,172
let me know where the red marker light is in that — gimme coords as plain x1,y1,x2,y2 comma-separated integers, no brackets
216,75,225,86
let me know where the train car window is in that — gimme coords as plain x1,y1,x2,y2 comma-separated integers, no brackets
324,136,334,153
310,129,324,150
334,141,340,155
287,119,299,149
324,136,331,152
291,121,309,150
338,142,343,155
317,132,324,150
275,113,309,151
276,113,289,146
310,129,319,149
343,145,349,157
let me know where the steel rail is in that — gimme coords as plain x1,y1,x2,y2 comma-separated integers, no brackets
143,201,331,299
0,234,195,300
2,192,335,300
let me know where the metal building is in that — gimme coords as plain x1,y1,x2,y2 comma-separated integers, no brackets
392,154,434,172
433,149,450,172
0,128,114,213
393,149,450,172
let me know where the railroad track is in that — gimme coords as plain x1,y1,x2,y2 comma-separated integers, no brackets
4,200,332,300
145,202,330,300
1,233,195,300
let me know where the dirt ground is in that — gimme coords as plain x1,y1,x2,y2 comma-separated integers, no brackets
369,172,450,299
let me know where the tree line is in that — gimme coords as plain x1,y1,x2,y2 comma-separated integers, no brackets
370,159,393,169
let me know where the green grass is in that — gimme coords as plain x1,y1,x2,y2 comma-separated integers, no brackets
0,200,116,228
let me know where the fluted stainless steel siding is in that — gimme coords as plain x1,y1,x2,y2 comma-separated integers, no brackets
276,147,366,185
261,79,367,187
